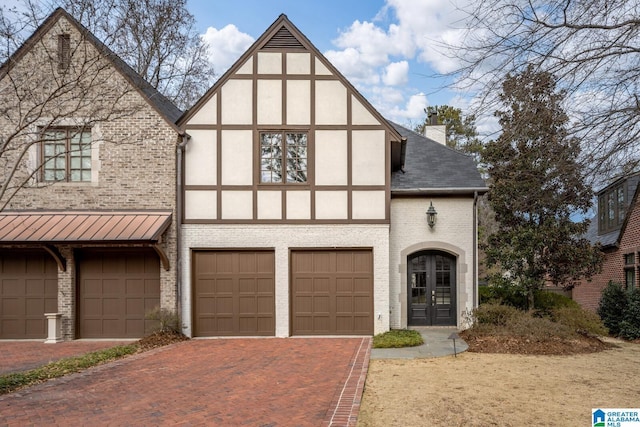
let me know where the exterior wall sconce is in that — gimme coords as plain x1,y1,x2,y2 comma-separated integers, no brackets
426,201,437,228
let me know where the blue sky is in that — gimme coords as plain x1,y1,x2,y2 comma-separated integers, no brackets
187,0,472,128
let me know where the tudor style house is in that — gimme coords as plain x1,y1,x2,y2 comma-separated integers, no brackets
0,9,182,340
178,15,486,337
574,172,640,310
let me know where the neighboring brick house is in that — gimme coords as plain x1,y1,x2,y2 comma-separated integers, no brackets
0,9,182,340
573,173,640,311
177,15,486,337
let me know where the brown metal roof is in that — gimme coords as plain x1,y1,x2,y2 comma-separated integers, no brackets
0,211,172,243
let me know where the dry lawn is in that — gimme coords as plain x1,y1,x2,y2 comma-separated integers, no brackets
358,339,640,427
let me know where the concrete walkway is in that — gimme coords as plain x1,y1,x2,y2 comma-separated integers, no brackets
371,327,468,359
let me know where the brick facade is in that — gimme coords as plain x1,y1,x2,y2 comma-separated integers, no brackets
574,182,640,311
0,12,180,339
181,224,390,337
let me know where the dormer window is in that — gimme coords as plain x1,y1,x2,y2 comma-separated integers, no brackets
58,34,70,70
598,184,626,234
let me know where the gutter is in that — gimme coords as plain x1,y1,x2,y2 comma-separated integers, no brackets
391,187,489,197
473,191,478,310
175,132,191,318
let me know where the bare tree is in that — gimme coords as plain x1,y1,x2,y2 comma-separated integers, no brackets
53,0,215,110
447,0,640,181
0,6,158,210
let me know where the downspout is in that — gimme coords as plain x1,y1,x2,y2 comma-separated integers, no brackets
473,191,478,309
176,133,191,320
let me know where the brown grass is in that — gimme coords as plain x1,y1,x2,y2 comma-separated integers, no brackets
357,339,640,427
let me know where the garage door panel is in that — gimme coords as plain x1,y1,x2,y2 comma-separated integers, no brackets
336,278,353,293
26,279,45,294
193,251,275,337
3,298,20,316
78,250,160,338
239,278,256,293
313,296,330,312
354,252,372,272
313,278,329,293
335,253,353,272
25,297,44,314
336,317,353,332
295,295,312,312
313,253,331,272
256,317,274,333
216,296,234,314
126,298,144,314
257,295,274,313
256,253,275,273
336,296,353,312
215,253,234,273
291,250,373,335
239,296,257,313
313,316,330,332
217,278,234,293
3,280,20,295
257,278,273,293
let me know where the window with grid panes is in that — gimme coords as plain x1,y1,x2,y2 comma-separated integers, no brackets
624,253,636,291
42,128,91,182
259,131,307,184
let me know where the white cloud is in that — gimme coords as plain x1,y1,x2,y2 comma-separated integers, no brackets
383,61,409,86
202,24,254,75
320,0,481,126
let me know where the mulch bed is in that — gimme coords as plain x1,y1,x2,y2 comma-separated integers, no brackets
137,330,190,351
459,330,617,355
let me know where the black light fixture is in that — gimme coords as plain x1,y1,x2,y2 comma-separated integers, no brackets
426,201,437,228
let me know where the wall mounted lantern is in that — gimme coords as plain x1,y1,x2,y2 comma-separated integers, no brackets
426,201,437,228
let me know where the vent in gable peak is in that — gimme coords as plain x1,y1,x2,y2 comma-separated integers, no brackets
262,26,305,50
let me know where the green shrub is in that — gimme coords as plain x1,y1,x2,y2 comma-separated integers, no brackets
473,303,520,326
478,285,493,305
534,291,579,315
373,329,424,348
0,344,137,395
481,276,528,309
507,311,574,341
466,303,575,341
619,288,640,340
551,306,608,336
597,281,628,336
145,307,182,334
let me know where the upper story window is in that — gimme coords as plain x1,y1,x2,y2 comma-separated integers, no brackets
598,184,626,234
57,34,71,71
260,131,307,184
624,253,637,291
42,128,91,182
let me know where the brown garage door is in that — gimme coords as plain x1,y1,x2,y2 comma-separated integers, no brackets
0,250,58,339
193,250,275,337
77,249,160,338
291,250,373,335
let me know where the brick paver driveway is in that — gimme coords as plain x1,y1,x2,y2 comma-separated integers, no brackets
0,337,370,426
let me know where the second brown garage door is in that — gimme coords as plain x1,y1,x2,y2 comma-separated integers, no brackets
77,249,160,339
291,250,373,335
192,250,275,337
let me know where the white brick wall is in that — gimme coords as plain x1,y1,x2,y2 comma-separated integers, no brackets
181,224,390,337
390,197,477,329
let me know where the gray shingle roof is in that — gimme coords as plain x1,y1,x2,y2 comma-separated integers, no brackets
389,122,486,193
584,217,619,247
